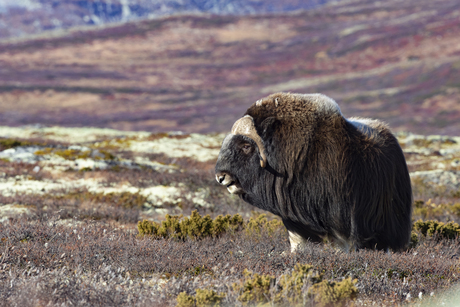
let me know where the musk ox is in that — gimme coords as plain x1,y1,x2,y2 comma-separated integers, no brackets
215,92,412,252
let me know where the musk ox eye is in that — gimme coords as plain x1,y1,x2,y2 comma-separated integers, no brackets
241,143,252,154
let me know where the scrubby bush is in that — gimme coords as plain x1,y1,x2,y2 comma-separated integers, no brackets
413,219,460,239
410,231,419,248
245,213,284,237
231,264,357,306
176,292,195,307
309,278,358,307
138,210,243,240
195,289,226,307
176,289,225,307
275,263,320,305
234,269,275,305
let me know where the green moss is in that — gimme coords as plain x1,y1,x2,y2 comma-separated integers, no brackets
413,219,460,239
176,289,225,307
35,147,115,161
34,147,53,155
234,269,274,305
138,210,243,240
0,138,35,150
55,149,91,160
309,277,358,307
91,137,135,151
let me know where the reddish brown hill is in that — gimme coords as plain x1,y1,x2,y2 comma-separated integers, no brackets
0,0,459,135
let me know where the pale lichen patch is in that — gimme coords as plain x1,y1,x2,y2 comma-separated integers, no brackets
129,133,224,162
0,204,33,222
0,126,150,143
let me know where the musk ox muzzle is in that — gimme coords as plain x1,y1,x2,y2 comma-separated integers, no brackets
215,171,243,194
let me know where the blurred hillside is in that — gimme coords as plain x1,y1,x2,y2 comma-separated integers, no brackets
0,0,460,135
0,0,332,39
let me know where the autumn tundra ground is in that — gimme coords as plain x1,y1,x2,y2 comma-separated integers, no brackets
0,126,459,306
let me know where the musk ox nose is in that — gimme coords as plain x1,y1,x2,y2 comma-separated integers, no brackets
215,172,236,187
216,172,229,185
217,174,225,184
215,171,243,194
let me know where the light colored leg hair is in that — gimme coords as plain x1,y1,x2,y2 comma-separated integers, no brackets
288,231,308,253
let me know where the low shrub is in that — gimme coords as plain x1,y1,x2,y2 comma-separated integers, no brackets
413,219,460,239
234,269,275,305
275,263,320,305
231,264,357,306
138,210,244,240
176,289,225,307
245,213,284,237
176,292,195,307
195,289,226,307
309,278,358,307
410,231,419,248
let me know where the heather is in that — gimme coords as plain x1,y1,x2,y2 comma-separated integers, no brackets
0,128,460,306
0,215,459,306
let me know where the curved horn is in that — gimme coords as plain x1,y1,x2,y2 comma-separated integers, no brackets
231,115,267,168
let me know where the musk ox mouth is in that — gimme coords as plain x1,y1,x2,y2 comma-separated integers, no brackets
216,172,244,194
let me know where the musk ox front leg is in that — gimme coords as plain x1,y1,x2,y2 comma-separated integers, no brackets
287,231,308,252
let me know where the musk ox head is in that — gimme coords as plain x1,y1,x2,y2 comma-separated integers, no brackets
215,92,412,252
215,92,343,198
215,115,266,195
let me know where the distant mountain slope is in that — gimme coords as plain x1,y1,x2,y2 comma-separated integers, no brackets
0,0,459,135
0,0,333,40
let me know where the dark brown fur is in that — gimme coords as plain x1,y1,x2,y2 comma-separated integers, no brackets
215,92,412,251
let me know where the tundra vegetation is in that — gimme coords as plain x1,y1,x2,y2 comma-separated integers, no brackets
0,126,460,306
